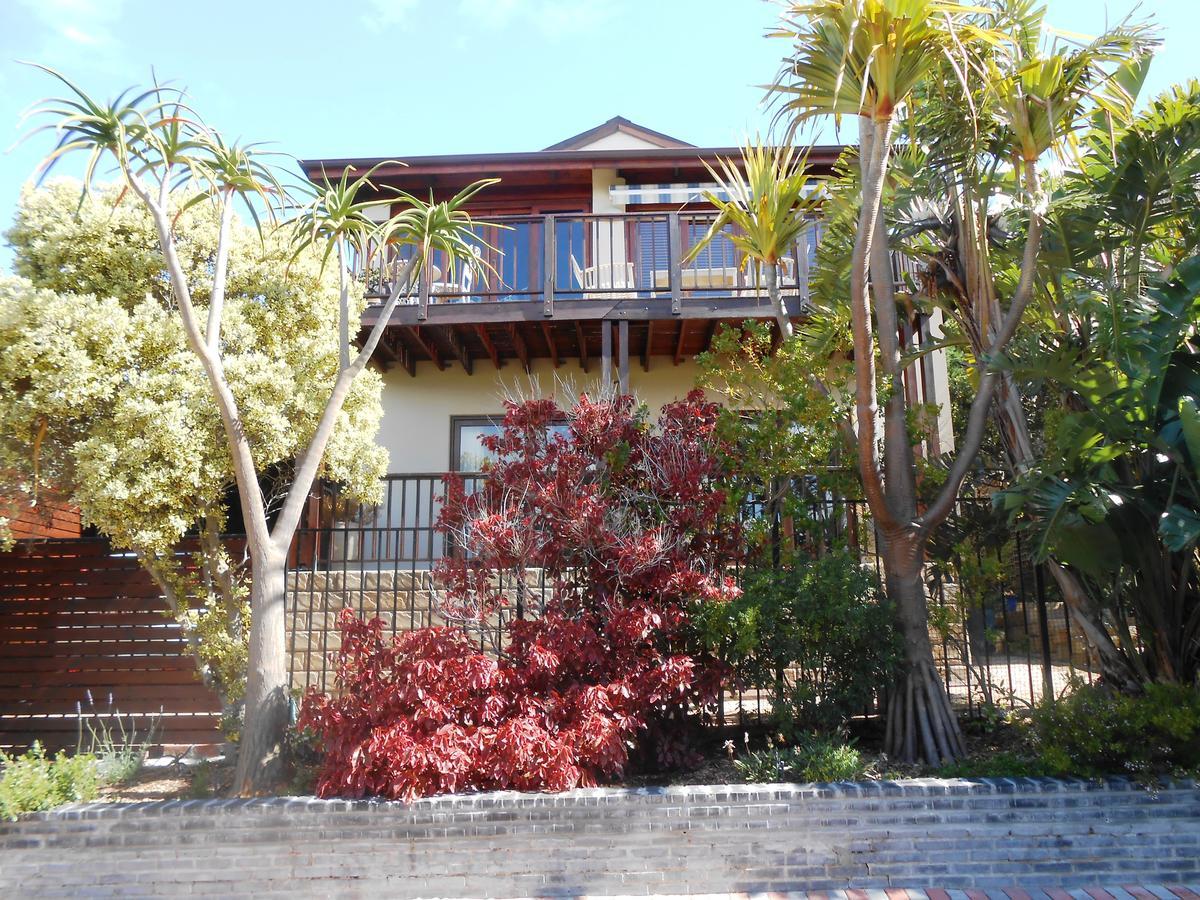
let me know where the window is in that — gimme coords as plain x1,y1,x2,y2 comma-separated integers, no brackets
450,415,571,472
451,416,503,472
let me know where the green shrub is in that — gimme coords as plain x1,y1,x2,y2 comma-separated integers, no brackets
696,550,901,734
733,734,868,783
0,743,101,820
1033,681,1200,777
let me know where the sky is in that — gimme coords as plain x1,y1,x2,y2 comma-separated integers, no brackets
0,0,1195,270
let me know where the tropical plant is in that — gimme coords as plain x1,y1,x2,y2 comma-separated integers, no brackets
686,142,824,338
299,392,740,799
767,0,1150,763
994,81,1200,690
20,67,495,794
1000,256,1200,686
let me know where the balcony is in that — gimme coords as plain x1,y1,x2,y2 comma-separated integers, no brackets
355,211,921,375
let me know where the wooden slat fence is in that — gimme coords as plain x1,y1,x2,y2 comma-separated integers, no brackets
0,539,223,751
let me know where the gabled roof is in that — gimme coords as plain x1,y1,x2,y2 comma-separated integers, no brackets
542,116,695,151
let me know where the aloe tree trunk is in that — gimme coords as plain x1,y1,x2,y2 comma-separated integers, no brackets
236,546,290,787
765,263,793,340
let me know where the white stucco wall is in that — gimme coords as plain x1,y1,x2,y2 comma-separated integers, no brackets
376,358,708,474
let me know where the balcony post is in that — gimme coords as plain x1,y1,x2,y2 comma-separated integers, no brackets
617,320,629,395
667,212,683,315
543,215,555,318
601,320,612,387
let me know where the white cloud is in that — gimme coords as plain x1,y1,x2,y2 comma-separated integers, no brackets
17,0,126,62
60,27,101,46
363,0,422,28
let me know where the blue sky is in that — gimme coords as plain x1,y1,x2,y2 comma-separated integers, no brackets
0,0,1195,270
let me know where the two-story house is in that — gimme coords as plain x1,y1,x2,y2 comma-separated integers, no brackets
283,117,955,693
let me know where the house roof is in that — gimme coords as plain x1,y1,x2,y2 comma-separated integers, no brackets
542,116,695,151
297,118,847,195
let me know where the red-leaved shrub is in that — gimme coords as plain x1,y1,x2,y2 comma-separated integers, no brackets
299,391,740,799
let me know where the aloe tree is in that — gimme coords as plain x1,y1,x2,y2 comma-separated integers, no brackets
769,0,1147,763
24,68,495,793
687,142,823,338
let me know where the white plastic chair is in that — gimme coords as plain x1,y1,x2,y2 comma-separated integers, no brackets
569,254,638,299
430,245,483,301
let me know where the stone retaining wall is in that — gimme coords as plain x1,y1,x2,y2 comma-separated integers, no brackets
1,778,1196,897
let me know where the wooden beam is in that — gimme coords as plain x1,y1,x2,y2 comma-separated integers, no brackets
704,319,720,354
641,320,653,372
601,321,612,387
542,214,555,318
575,321,589,373
404,326,444,371
618,320,630,395
440,325,473,375
363,295,806,328
475,324,502,370
674,319,688,366
372,332,400,369
398,339,416,377
541,322,560,368
506,324,530,374
667,212,683,315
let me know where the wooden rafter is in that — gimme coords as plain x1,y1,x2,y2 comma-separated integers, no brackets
506,324,530,374
405,326,444,371
475,324,502,370
440,325,473,375
674,319,688,366
541,322,560,368
372,332,400,368
704,319,720,355
575,321,589,372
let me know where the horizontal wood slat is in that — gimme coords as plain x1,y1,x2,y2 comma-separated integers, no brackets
0,539,224,750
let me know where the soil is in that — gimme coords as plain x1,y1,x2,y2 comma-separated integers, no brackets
93,714,1037,803
99,755,236,802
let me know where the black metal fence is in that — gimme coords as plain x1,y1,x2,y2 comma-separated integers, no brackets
285,473,1101,723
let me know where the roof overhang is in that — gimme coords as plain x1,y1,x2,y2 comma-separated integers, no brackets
299,145,848,183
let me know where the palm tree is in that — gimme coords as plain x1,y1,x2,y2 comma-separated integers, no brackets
686,141,823,339
25,66,497,793
769,0,1149,763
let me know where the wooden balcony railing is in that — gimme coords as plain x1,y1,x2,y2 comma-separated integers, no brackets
353,211,921,321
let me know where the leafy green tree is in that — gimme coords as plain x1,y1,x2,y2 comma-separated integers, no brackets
18,69,493,793
0,180,388,721
768,0,1148,763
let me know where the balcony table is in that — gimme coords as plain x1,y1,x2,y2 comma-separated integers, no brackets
652,266,741,291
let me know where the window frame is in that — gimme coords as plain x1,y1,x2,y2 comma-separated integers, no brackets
449,414,505,473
